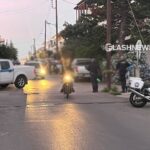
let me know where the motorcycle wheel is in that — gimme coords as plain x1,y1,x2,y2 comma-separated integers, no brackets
66,93,69,99
63,84,70,99
66,85,70,99
0,84,9,89
129,93,147,108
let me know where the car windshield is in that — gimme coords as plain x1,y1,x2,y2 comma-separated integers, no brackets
76,60,91,66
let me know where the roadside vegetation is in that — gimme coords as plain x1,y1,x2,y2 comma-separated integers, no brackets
101,85,121,95
60,0,150,90
0,42,18,60
61,0,150,61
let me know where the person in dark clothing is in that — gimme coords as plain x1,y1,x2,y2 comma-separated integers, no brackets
116,57,130,93
87,59,101,93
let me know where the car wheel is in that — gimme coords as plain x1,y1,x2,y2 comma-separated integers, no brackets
0,84,9,89
15,75,27,89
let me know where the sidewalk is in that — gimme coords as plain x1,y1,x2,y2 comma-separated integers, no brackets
116,92,130,98
68,82,129,104
99,83,130,98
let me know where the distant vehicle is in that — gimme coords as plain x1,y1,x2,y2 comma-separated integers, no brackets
0,59,35,89
49,59,62,74
72,58,92,81
25,61,47,79
12,59,21,65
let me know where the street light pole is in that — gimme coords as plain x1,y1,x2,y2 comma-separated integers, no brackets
44,20,47,51
55,0,59,58
106,0,112,89
44,20,51,57
33,38,37,59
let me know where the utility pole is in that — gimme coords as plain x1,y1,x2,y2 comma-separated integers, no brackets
106,0,112,89
44,20,47,51
44,20,51,54
55,0,59,58
33,38,36,59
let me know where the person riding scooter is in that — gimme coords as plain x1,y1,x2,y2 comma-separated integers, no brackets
60,66,75,93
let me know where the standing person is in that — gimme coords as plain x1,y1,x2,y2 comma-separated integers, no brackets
116,56,130,93
87,59,101,93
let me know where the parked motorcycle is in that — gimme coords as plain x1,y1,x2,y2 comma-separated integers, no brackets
128,77,150,107
61,73,74,99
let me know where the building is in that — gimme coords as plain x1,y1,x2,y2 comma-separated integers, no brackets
0,36,5,45
47,34,64,54
74,0,101,21
36,47,46,58
31,34,65,60
74,0,92,20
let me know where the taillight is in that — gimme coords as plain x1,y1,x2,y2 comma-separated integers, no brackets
75,66,78,73
34,69,36,75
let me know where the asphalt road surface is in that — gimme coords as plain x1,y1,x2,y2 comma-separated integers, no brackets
0,75,150,150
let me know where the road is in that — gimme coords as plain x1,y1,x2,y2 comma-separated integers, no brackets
0,75,150,150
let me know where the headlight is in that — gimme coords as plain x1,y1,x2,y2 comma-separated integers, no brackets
135,82,139,88
40,69,46,75
63,74,73,83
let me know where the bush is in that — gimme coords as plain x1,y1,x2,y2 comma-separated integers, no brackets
101,86,121,95
111,86,118,92
110,91,121,95
101,87,111,93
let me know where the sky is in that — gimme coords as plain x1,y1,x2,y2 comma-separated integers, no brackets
0,0,80,59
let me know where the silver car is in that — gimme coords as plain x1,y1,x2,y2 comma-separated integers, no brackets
72,58,92,80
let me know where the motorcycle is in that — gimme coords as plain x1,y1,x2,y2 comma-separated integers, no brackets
61,73,74,99
128,77,150,107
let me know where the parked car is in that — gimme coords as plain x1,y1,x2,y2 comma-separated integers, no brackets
25,61,47,79
72,58,92,81
0,59,35,89
12,59,21,65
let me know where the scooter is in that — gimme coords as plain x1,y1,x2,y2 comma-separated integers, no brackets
61,73,74,99
128,77,150,107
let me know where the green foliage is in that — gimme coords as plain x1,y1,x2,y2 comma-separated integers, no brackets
111,86,118,92
61,0,150,64
101,87,110,93
102,85,121,95
0,44,18,60
110,90,121,95
61,14,106,61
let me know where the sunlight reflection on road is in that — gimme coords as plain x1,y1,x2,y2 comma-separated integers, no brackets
50,104,85,150
25,103,85,150
23,79,57,105
24,79,55,94
23,77,87,150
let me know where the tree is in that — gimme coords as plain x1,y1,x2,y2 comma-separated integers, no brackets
61,13,107,61
86,0,150,45
61,0,150,63
0,42,18,60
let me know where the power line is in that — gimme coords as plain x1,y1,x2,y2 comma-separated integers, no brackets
126,0,145,44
